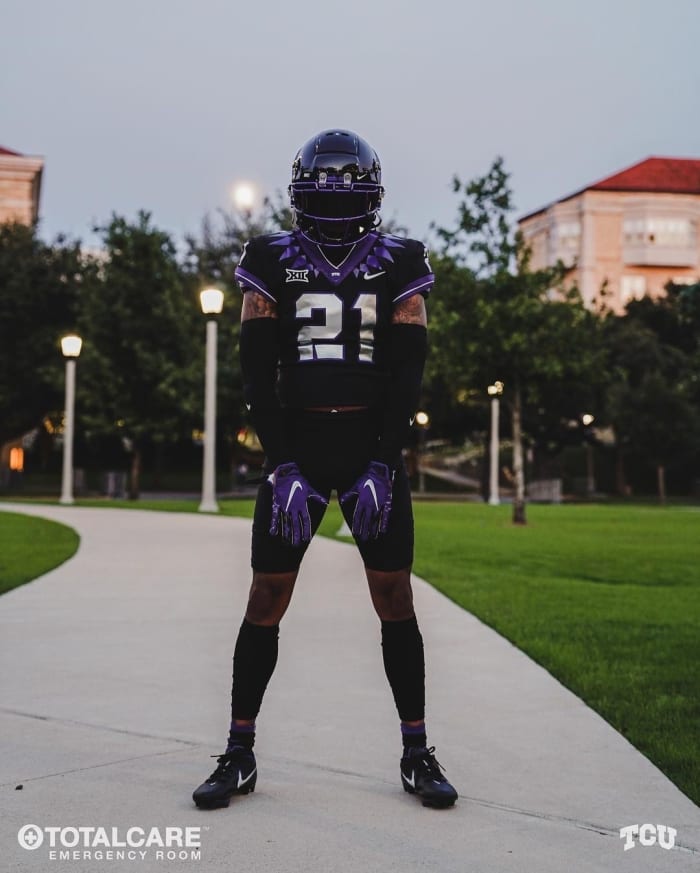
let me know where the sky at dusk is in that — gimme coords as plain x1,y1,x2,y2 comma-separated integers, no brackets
2,0,699,247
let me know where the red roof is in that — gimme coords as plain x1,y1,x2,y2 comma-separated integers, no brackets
590,157,700,194
520,156,700,223
0,145,22,156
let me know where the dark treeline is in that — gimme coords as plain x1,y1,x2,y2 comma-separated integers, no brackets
1,162,698,511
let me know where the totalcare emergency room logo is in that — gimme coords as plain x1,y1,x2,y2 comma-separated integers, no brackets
18,823,202,862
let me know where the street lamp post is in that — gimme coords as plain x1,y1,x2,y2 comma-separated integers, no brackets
59,334,82,505
415,410,430,494
487,381,504,506
199,288,224,513
582,413,595,497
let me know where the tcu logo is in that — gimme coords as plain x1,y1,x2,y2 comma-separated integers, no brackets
619,824,677,851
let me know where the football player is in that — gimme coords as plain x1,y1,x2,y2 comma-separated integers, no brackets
193,129,457,810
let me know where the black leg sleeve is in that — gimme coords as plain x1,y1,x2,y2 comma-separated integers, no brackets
230,619,280,721
381,616,426,722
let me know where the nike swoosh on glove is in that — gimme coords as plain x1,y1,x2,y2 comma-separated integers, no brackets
339,461,394,542
268,462,328,547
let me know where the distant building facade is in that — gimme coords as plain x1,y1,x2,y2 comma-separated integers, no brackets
0,145,44,224
0,144,45,487
518,157,700,312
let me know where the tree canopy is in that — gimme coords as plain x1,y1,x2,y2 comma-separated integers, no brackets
1,181,697,502
0,222,82,444
431,158,605,521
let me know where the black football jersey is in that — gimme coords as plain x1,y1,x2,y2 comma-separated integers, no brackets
235,229,433,408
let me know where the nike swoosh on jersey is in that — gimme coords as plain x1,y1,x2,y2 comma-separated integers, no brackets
237,767,257,789
363,479,379,511
285,480,303,511
363,270,386,280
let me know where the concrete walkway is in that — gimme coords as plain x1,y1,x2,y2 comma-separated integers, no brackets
1,502,698,872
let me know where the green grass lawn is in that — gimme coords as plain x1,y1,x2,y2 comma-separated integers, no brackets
2,497,698,805
0,512,80,595
409,503,700,807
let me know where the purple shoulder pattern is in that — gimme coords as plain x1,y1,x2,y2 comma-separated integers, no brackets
269,233,320,278
352,234,406,278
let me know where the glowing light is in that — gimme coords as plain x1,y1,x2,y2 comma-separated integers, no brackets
488,381,504,396
200,287,224,315
582,413,595,426
232,182,256,211
236,427,262,451
61,334,82,358
9,447,24,471
415,411,430,427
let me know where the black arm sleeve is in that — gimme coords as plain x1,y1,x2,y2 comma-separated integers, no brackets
239,317,290,468
375,324,428,468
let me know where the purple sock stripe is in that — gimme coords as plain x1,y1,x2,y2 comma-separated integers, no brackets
230,721,256,733
401,722,426,735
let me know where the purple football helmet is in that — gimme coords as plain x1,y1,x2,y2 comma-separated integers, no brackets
289,129,384,246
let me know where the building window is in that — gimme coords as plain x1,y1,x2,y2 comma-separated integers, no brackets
620,275,647,303
555,220,581,251
623,218,695,247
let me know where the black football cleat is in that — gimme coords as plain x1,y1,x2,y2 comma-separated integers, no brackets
192,746,257,809
400,746,458,809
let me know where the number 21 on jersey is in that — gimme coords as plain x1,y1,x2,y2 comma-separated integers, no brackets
295,292,377,363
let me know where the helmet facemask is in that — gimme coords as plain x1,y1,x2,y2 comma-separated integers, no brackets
289,131,384,246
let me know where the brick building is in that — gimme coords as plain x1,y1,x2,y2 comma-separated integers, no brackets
0,144,44,225
0,144,45,485
518,157,700,312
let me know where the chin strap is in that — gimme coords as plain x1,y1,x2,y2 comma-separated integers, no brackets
294,211,379,247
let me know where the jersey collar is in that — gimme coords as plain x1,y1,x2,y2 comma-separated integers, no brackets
295,230,379,286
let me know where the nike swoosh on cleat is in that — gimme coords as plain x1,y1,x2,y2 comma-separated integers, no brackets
237,767,257,789
363,479,379,510
402,771,416,789
363,270,386,280
285,480,303,511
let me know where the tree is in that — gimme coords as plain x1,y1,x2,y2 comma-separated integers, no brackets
77,212,199,498
603,289,699,501
183,197,298,472
433,158,604,523
608,370,698,503
422,251,482,436
0,222,83,445
183,197,288,291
